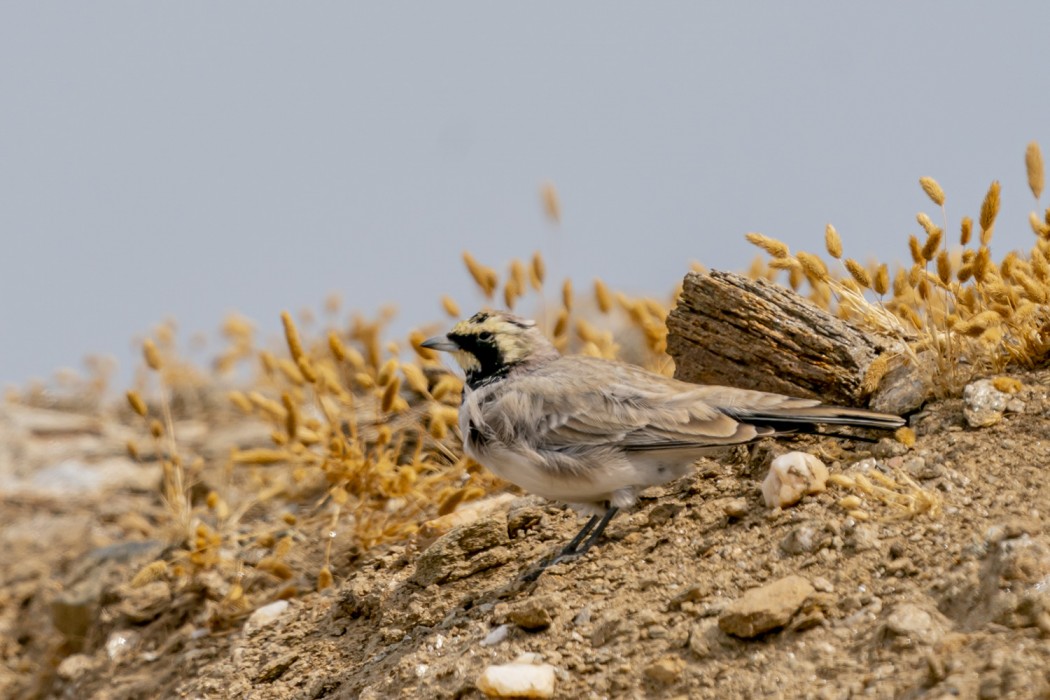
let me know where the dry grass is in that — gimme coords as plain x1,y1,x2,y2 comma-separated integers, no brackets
745,142,1050,398
105,244,675,614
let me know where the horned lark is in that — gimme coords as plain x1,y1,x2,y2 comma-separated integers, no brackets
422,310,904,577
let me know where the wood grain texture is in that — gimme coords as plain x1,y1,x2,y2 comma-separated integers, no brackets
666,270,895,407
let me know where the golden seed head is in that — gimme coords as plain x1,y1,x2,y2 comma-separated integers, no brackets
401,363,429,394
921,228,943,262
409,331,438,361
142,339,162,371
979,180,1001,242
377,358,399,386
540,181,562,224
561,278,573,311
954,310,999,336
973,246,992,283
126,390,148,417
280,311,305,361
936,250,951,285
380,377,401,413
745,232,790,259
960,216,973,246
898,303,923,330
1026,141,1044,200
874,264,890,295
860,354,891,394
768,257,800,271
795,252,828,283
502,276,519,310
296,357,318,384
919,176,946,206
594,278,612,313
510,259,527,293
824,224,842,259
907,264,924,288
895,427,916,447
462,252,498,298
328,331,348,362
282,392,298,440
916,277,930,300
530,251,546,289
747,255,766,280
150,419,164,438
916,212,937,237
838,495,863,510
317,566,334,591
992,376,1023,393
844,258,872,289
908,235,923,265
441,295,461,318
552,309,569,338
892,267,908,296
130,560,169,588
1029,211,1050,239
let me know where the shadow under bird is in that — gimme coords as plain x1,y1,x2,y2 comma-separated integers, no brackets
422,310,904,579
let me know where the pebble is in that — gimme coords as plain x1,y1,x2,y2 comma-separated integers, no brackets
410,513,511,586
55,653,101,681
870,361,929,415
963,379,1008,428
687,620,719,658
761,452,828,509
104,629,140,662
719,575,814,638
477,659,556,698
780,523,826,555
723,498,749,519
644,656,685,683
811,577,835,593
882,603,947,647
481,624,511,647
244,600,290,635
506,596,557,631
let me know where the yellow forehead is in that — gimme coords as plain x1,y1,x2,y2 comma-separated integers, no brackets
451,313,530,336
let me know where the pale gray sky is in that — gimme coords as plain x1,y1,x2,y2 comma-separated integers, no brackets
2,3,1048,386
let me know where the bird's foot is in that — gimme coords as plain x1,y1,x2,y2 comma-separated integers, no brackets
519,550,585,582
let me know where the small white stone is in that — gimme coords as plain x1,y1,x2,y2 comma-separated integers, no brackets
476,662,556,698
762,452,829,508
244,600,289,634
105,629,140,662
481,624,511,647
963,379,1008,428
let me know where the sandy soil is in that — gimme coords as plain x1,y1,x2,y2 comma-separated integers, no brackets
3,371,1050,699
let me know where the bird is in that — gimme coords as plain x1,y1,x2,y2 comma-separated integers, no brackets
421,310,904,578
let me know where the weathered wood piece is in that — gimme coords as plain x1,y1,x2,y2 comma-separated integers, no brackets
666,270,901,408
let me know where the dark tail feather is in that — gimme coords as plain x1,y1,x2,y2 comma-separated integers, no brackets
724,405,905,434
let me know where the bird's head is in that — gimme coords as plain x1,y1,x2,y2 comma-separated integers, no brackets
422,310,558,388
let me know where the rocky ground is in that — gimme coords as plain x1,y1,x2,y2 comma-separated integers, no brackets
2,371,1050,699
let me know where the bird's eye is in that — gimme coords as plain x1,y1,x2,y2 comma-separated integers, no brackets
479,331,494,341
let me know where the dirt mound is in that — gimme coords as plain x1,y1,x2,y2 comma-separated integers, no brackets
3,372,1050,699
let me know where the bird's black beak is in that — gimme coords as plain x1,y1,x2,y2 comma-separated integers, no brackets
420,335,459,352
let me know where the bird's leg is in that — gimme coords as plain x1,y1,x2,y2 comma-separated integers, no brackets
521,507,621,582
558,514,601,556
572,506,619,556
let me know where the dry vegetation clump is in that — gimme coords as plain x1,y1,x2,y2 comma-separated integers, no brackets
745,141,1050,398
118,244,677,623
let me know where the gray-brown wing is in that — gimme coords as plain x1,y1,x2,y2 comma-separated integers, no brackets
485,356,901,452
490,357,769,451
